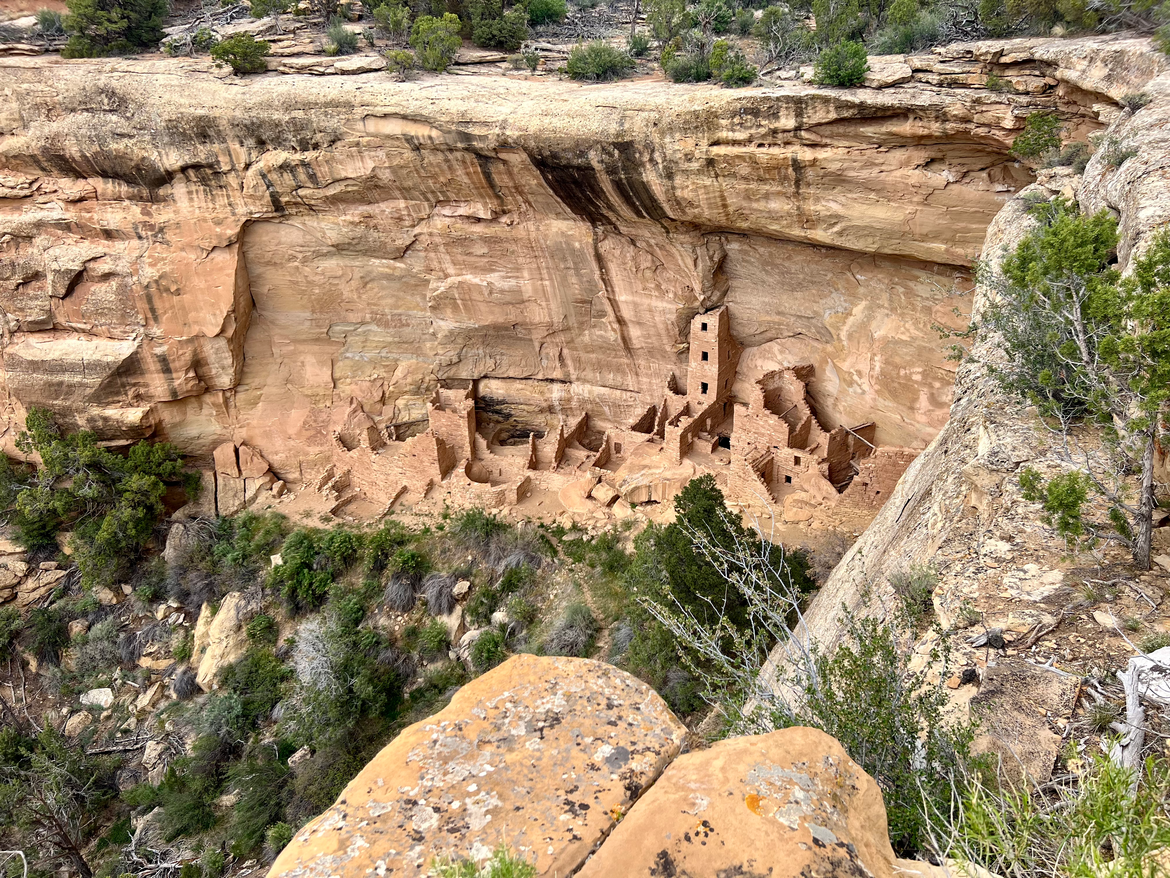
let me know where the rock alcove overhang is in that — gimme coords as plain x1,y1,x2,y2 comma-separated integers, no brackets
0,55,1086,482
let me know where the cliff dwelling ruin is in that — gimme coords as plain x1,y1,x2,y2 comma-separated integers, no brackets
209,306,916,528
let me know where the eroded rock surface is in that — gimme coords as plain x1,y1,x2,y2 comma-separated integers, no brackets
266,654,686,878
578,726,899,878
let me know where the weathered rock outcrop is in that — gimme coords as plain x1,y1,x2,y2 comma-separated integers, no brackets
787,37,1170,781
267,654,686,878
578,726,899,878
803,39,1170,644
267,655,919,878
2,40,1128,483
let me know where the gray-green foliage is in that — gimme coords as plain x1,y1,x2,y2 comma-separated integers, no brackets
565,41,635,80
73,619,121,679
812,39,868,86
410,13,462,71
637,515,969,856
541,602,598,656
645,0,690,42
0,407,195,588
373,1,412,41
210,33,271,73
754,4,814,67
1011,112,1063,159
325,18,359,54
36,8,65,33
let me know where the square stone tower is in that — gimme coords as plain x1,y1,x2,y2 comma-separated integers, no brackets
687,305,737,404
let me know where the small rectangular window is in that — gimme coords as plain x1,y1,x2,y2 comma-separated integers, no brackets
701,322,708,331
701,351,709,362
784,475,792,484
701,381,709,395
794,455,801,466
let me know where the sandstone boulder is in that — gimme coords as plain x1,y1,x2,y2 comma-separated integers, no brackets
266,655,686,878
213,442,240,478
578,726,900,878
238,444,271,479
15,567,68,608
80,687,115,709
194,592,258,691
63,711,92,737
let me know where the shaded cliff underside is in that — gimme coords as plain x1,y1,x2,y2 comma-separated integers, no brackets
3,36,1158,488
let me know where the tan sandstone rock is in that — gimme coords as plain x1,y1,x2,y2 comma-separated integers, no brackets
578,726,899,878
266,654,686,878
194,592,258,691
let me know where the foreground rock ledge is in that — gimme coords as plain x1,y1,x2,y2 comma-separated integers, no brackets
267,655,934,878
266,654,686,878
578,726,899,878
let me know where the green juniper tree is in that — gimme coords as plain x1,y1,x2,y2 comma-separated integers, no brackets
0,407,196,585
980,198,1170,570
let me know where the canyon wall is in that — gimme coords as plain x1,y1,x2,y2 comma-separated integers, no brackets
0,46,1094,479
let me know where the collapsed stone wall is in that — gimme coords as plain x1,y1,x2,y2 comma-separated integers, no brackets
2,42,1100,486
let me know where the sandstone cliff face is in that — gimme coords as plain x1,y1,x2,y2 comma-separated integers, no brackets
0,42,1120,479
804,38,1170,642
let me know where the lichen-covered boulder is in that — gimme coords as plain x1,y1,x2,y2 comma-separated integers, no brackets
266,654,686,878
577,726,900,878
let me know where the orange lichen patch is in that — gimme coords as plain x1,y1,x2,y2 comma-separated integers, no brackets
744,793,768,816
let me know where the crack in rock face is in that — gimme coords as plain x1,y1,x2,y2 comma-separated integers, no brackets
267,654,686,878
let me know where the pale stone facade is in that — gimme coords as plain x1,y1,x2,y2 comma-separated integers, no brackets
228,306,914,526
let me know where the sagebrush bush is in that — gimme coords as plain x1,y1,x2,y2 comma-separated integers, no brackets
210,33,271,74
74,619,121,679
36,8,64,34
325,18,359,55
541,602,598,656
373,0,412,40
1043,140,1091,173
812,40,868,86
565,41,634,81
